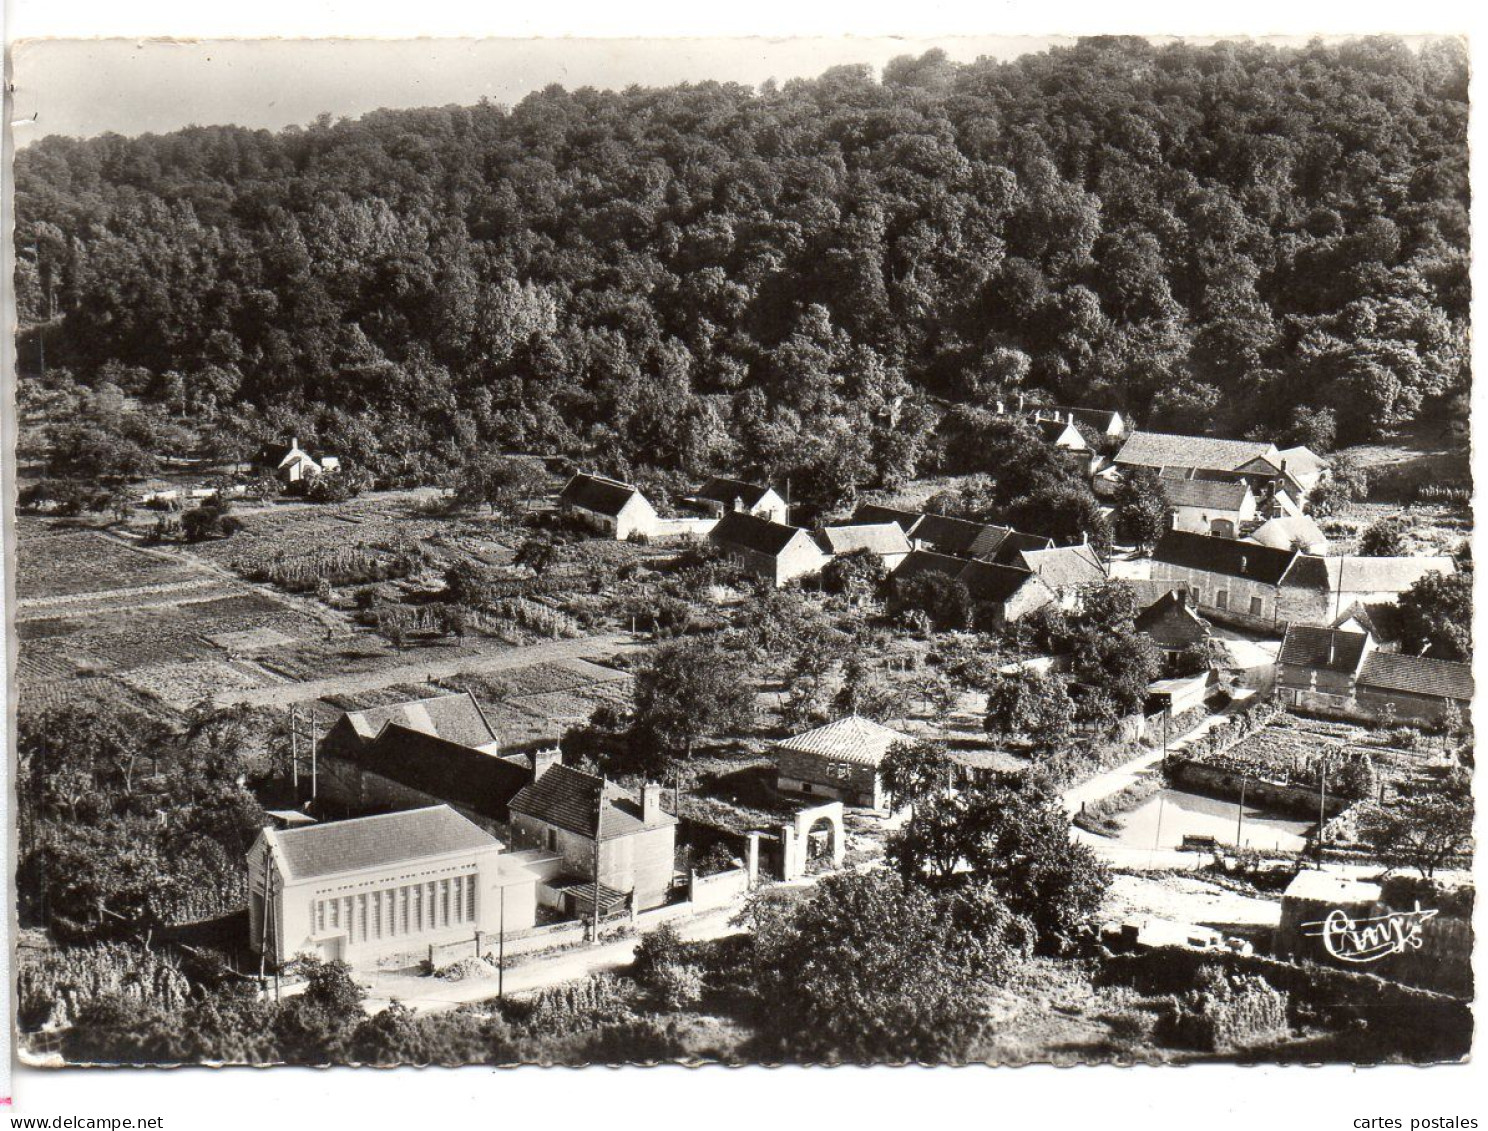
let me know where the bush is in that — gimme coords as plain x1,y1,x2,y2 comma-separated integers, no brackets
1159,965,1290,1052
516,974,634,1036
18,942,191,1032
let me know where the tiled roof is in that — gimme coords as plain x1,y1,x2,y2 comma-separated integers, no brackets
1135,591,1210,649
851,503,922,531
1123,579,1191,610
817,523,912,557
509,764,674,841
1017,544,1106,589
1358,652,1474,702
956,560,1049,605
1032,405,1124,434
892,550,967,586
911,513,1010,558
1275,447,1329,478
559,473,640,517
267,806,500,882
691,476,775,509
1116,430,1277,472
1333,601,1404,643
1153,529,1297,585
1247,515,1327,552
990,530,1057,564
343,691,498,749
1278,626,1371,675
1034,417,1084,445
1320,556,1456,595
710,511,810,557
1160,477,1252,512
774,715,913,767
354,724,533,822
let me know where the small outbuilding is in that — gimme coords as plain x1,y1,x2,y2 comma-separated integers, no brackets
772,715,914,810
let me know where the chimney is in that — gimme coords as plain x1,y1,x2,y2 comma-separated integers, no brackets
642,783,665,824
531,745,561,781
733,495,745,513
1327,632,1336,666
1239,555,1248,575
996,399,1005,415
291,436,298,451
1018,393,1025,411
1069,411,1076,424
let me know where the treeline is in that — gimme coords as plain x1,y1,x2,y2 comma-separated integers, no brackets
14,36,1468,509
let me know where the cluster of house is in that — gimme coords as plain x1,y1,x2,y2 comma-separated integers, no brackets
249,690,678,968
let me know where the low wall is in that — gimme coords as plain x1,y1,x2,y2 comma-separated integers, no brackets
689,867,748,911
648,517,718,539
1168,759,1351,819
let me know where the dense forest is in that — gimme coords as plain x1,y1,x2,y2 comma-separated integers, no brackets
13,36,1470,509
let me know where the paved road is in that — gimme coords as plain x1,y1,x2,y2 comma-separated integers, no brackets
214,632,642,709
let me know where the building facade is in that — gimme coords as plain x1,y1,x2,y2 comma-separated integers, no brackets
772,715,914,810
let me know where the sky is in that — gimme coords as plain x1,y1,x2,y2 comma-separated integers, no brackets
9,36,1079,147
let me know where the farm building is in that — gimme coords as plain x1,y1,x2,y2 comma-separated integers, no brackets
1276,626,1376,715
247,806,538,969
892,551,1056,628
1150,529,1298,630
709,511,828,587
320,691,502,762
507,764,678,915
1115,430,1327,504
1276,555,1457,626
1011,543,1107,601
772,715,914,811
558,472,659,540
1135,589,1214,671
686,476,788,525
1158,475,1257,537
1354,652,1473,725
1332,601,1404,649
816,522,913,571
257,437,340,486
850,503,923,532
1275,626,1470,725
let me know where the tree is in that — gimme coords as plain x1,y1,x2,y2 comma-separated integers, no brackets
1309,456,1371,517
879,740,954,810
888,571,974,632
1357,789,1473,880
1112,466,1169,550
1396,567,1472,661
1358,517,1409,556
455,453,548,516
820,547,888,604
630,639,756,785
984,670,1074,751
738,870,1030,1063
275,955,365,1064
514,535,560,577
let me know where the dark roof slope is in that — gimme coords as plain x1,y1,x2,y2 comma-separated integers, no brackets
692,476,775,509
956,560,1044,605
1358,652,1474,702
892,550,967,587
509,763,675,841
340,691,498,749
1153,529,1296,585
851,503,923,531
1135,591,1211,649
1278,626,1371,675
269,805,498,882
1160,478,1252,511
559,473,640,517
710,511,807,557
912,513,1009,559
353,724,533,823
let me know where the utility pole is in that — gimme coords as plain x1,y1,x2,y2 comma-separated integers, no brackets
590,795,603,944
289,705,299,795
1318,764,1328,858
498,883,506,999
1235,774,1247,849
311,729,318,804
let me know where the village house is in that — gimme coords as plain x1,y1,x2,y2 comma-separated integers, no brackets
850,503,1056,563
246,805,539,969
557,472,659,540
1276,626,1472,725
257,437,340,486
319,690,503,762
709,511,829,587
772,715,915,810
1115,430,1327,505
686,475,789,525
815,522,913,572
894,550,1057,628
1135,589,1215,673
1276,554,1457,626
506,764,678,916
1246,514,1330,555
1159,475,1257,537
996,397,1128,440
1010,543,1107,604
1030,412,1090,452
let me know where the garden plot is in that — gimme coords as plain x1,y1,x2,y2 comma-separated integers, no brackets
16,531,200,601
205,627,299,653
120,660,267,707
258,638,488,682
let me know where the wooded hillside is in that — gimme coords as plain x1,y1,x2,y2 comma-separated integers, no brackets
14,36,1469,507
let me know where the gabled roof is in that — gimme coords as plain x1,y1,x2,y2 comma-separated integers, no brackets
341,691,498,749
691,476,778,510
955,560,1051,605
354,723,533,824
1153,529,1297,585
1275,447,1329,479
1135,590,1210,649
559,473,641,517
774,715,913,768
1358,651,1474,702
1116,430,1277,473
1322,556,1456,595
1278,626,1372,675
1160,477,1253,512
1123,579,1191,610
910,513,1010,559
892,550,968,587
265,805,499,883
1247,515,1328,552
508,763,674,841
1034,417,1087,447
1333,601,1404,643
990,530,1057,565
817,523,912,558
710,511,813,557
1016,544,1106,589
850,503,922,531
1033,405,1125,434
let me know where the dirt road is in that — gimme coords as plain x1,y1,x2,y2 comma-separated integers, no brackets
213,632,642,709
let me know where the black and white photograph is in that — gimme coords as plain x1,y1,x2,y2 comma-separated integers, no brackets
1,13,1479,1095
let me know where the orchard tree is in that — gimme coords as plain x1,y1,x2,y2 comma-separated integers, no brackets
1359,516,1409,556
1396,567,1472,661
879,739,954,810
631,639,756,790
984,670,1074,751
